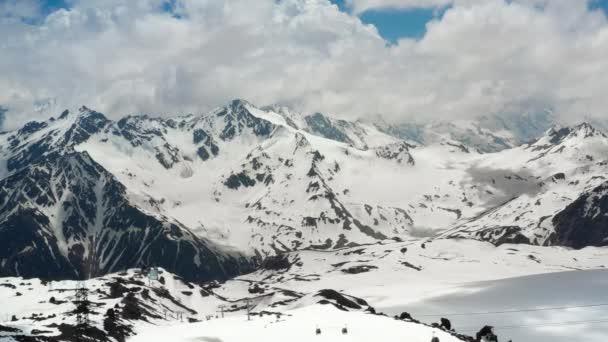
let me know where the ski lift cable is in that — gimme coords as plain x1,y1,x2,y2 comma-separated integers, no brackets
415,302,608,317
458,318,608,331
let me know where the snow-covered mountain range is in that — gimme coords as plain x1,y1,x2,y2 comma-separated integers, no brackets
1,99,608,283
2,99,608,342
368,110,556,153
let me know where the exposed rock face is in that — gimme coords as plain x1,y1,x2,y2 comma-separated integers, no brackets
548,181,608,249
304,113,354,145
216,99,276,141
374,141,415,165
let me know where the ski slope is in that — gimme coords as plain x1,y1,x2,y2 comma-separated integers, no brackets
129,305,461,342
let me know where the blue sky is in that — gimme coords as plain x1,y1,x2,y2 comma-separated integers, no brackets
591,0,608,13
331,0,608,43
40,0,68,15
330,0,444,43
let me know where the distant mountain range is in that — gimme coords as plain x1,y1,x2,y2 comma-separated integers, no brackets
2,99,608,281
370,110,555,152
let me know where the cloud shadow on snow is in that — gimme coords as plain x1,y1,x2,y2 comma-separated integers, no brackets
463,166,543,207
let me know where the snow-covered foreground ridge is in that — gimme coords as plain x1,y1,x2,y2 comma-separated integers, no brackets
1,239,606,342
129,306,464,342
0,265,468,342
1,98,608,282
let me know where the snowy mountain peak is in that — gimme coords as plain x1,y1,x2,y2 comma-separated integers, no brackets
530,122,607,151
215,98,255,117
569,122,606,139
58,109,70,119
78,105,94,114
228,98,251,107
51,105,106,122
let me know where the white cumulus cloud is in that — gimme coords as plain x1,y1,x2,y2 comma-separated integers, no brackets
0,0,607,129
345,0,453,14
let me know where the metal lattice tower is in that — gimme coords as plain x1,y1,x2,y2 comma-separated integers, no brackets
74,281,90,329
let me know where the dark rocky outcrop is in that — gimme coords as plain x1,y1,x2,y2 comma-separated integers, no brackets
314,289,371,311
549,181,608,248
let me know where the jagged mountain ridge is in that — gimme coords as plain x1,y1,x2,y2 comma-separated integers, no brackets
74,100,422,255
77,105,608,251
2,100,608,281
0,107,250,281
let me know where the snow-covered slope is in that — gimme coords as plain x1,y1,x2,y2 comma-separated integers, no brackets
2,238,606,342
129,305,464,342
0,266,471,342
224,239,607,309
443,123,608,247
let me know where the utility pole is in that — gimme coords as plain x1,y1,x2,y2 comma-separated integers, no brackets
217,304,226,318
246,298,253,321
